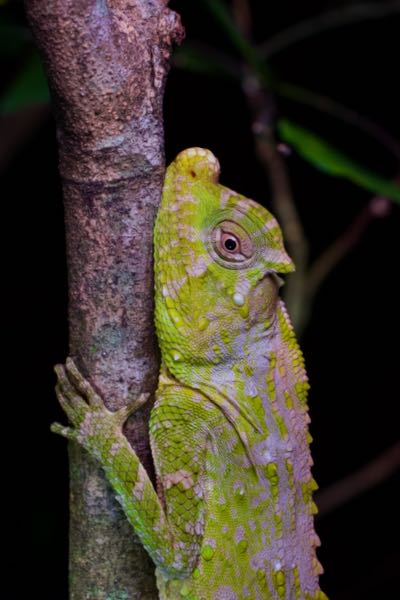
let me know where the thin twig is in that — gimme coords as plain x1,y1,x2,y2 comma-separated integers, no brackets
316,441,400,517
259,2,400,59
295,195,392,335
254,127,309,329
307,196,391,302
232,0,252,39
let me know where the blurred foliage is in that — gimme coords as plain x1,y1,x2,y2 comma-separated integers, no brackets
1,0,399,203
194,0,400,202
0,52,49,113
278,119,400,204
0,10,49,113
200,0,273,82
0,15,31,55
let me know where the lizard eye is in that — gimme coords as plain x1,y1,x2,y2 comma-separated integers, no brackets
221,233,239,253
212,220,254,263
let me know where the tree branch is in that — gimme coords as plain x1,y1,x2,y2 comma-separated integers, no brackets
25,1,184,597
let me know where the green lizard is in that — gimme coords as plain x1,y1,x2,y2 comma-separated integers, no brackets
52,147,327,600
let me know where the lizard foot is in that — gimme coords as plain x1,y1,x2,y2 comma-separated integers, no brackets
51,357,150,446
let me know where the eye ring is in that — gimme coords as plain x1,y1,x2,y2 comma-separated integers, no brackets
210,220,255,266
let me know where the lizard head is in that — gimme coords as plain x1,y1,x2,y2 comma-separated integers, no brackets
154,148,294,374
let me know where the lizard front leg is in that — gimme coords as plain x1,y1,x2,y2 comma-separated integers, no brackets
52,358,205,579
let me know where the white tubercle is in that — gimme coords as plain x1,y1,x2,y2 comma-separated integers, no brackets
233,292,245,306
273,560,282,571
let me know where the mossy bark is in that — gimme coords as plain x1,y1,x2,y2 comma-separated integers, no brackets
24,1,184,597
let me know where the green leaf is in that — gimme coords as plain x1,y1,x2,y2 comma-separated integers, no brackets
275,82,400,159
278,119,400,204
0,52,50,113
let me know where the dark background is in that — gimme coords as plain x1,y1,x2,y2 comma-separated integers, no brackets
2,1,399,598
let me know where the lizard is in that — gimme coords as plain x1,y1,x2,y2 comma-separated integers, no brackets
52,147,328,600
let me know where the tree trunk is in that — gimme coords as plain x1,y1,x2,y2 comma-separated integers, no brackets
24,1,184,598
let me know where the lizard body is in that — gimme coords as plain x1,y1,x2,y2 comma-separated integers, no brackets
53,148,327,600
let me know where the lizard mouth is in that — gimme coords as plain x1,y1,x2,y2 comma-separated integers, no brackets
247,272,282,325
269,272,285,288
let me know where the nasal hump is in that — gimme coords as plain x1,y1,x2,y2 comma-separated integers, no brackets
172,147,221,183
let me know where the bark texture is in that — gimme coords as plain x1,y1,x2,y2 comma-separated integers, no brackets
24,1,184,597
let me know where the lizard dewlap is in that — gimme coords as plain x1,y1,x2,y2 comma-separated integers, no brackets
53,148,327,600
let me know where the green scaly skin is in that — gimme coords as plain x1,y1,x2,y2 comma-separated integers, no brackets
53,148,327,600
